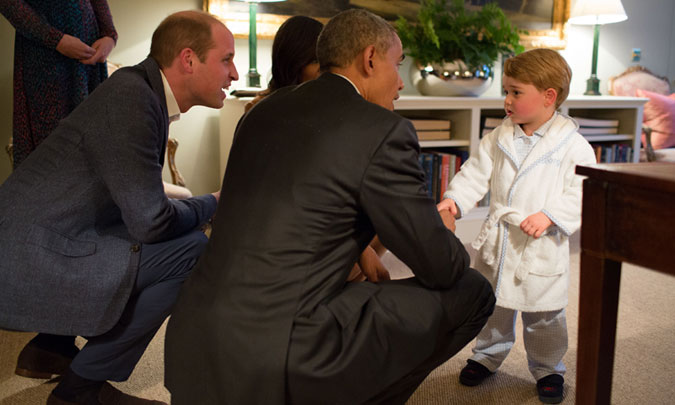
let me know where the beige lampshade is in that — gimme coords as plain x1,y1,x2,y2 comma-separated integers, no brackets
568,0,628,25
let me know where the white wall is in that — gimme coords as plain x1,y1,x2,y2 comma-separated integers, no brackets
560,0,675,96
1,0,674,189
105,1,275,195
398,0,675,98
107,0,222,195
0,0,222,195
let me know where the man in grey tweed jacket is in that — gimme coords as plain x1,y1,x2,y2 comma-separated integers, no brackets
0,10,238,405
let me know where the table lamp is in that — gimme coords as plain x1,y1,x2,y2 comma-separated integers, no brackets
568,0,627,95
237,0,286,88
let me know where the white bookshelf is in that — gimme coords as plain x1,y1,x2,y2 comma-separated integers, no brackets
416,140,470,148
582,134,633,142
395,95,648,161
219,97,249,177
395,95,648,241
220,94,648,242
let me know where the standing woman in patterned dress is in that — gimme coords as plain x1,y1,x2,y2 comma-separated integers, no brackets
0,0,116,381
0,0,117,169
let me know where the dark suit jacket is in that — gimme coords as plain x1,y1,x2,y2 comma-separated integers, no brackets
165,73,470,404
0,58,216,336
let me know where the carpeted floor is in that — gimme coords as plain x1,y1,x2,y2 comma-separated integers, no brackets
2,235,674,404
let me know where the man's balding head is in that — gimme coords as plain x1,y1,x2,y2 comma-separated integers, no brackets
150,10,225,68
316,9,404,111
317,9,397,72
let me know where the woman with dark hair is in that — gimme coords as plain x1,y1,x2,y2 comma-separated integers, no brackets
246,15,324,111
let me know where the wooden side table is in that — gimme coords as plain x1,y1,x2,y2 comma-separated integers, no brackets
575,162,675,405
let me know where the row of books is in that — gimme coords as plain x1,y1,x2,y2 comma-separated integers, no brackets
416,145,633,208
418,150,469,203
410,119,452,141
593,143,634,163
481,116,623,137
573,116,621,136
482,116,503,137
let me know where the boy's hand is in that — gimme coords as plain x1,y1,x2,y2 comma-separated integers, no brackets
520,212,553,238
439,208,456,233
437,198,458,216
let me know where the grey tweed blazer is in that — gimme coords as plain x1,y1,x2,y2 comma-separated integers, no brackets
0,58,216,336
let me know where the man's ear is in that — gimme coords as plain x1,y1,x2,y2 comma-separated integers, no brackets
544,88,558,108
178,48,195,73
362,45,376,76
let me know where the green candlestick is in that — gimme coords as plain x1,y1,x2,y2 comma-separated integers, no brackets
584,24,601,95
247,2,261,87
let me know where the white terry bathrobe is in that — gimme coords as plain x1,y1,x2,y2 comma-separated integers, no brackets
445,114,596,312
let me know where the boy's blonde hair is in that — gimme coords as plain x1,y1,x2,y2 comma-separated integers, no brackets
503,48,571,109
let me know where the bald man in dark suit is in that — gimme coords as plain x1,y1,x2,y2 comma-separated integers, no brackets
166,9,495,405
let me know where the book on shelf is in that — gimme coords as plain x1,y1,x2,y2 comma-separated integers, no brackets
419,153,434,199
573,116,620,137
418,149,469,203
431,154,440,200
482,117,505,129
592,143,633,163
416,130,451,141
438,153,451,198
409,119,451,130
578,127,619,135
481,116,504,138
572,117,620,127
409,118,452,141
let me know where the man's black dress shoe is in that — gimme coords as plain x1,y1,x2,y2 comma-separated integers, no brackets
15,335,79,379
47,382,168,405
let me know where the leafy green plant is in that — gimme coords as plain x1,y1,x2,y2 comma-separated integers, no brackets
396,0,526,69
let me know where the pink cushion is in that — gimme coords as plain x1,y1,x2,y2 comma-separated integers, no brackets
637,89,675,149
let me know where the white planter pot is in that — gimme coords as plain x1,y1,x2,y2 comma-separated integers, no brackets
411,60,493,97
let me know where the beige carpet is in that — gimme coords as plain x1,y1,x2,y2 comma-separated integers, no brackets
2,235,675,404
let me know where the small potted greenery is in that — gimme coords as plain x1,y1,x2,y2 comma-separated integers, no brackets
396,0,526,96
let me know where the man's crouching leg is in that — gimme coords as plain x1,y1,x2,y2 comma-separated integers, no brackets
49,230,208,405
365,267,495,404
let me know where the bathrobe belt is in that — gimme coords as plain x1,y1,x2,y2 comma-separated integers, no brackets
472,206,537,281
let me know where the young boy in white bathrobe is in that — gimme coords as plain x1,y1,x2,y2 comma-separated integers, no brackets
437,48,596,404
